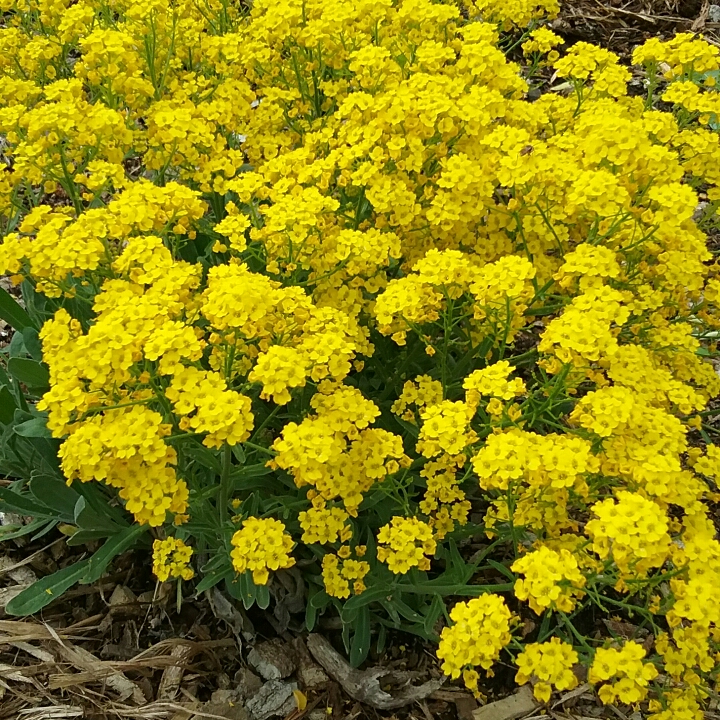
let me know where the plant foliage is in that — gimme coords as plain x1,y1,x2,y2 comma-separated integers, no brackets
1,0,720,714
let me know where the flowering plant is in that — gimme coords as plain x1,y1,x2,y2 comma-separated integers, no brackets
1,0,720,713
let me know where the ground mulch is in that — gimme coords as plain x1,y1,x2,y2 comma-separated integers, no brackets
556,0,719,57
1,2,719,719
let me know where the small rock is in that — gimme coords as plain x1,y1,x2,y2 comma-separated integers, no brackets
110,585,137,607
246,679,297,720
293,638,328,689
247,639,296,680
217,673,232,690
107,586,141,620
297,661,328,690
694,201,708,222
473,686,538,720
202,689,248,720
306,711,327,720
234,666,264,702
211,689,238,704
709,4,720,23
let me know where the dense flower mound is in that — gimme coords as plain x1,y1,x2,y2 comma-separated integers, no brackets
2,0,720,713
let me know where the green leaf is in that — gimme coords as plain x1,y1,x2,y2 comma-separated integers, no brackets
12,433,62,477
5,560,90,616
349,606,371,667
72,495,122,534
82,524,147,585
75,483,128,528
311,589,331,608
255,583,270,610
394,417,419,439
183,443,222,473
0,386,17,425
396,580,513,596
239,572,257,610
29,474,79,521
305,603,318,632
9,332,26,358
0,487,54,517
376,623,387,655
343,585,392,613
0,517,53,541
379,599,401,627
389,597,423,624
73,496,87,524
225,572,257,610
15,417,52,438
487,559,516,581
423,595,445,637
231,443,246,464
305,588,330,632
230,463,273,481
31,519,58,541
0,286,33,331
194,566,227,594
21,328,43,361
7,358,49,389
65,529,106,545
444,540,467,577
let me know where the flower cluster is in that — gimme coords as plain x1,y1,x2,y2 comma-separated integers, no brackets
589,642,659,705
585,492,671,579
299,501,352,545
1,0,720,711
391,375,444,423
152,537,194,582
272,386,407,515
230,518,295,585
436,594,513,694
376,517,437,574
515,638,579,702
321,546,370,599
512,546,586,614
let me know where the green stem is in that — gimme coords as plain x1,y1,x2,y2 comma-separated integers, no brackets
58,148,83,215
248,404,282,444
244,440,276,456
559,611,594,653
80,397,151,417
218,444,232,523
165,431,202,442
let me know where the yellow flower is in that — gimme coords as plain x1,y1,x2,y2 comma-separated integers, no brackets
377,517,437,574
322,551,370,598
515,638,579,702
299,503,352,544
589,642,658,705
230,517,295,585
463,360,526,406
585,491,671,578
152,537,194,582
437,594,513,692
512,546,586,614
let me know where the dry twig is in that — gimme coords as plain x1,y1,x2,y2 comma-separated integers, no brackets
306,633,444,710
